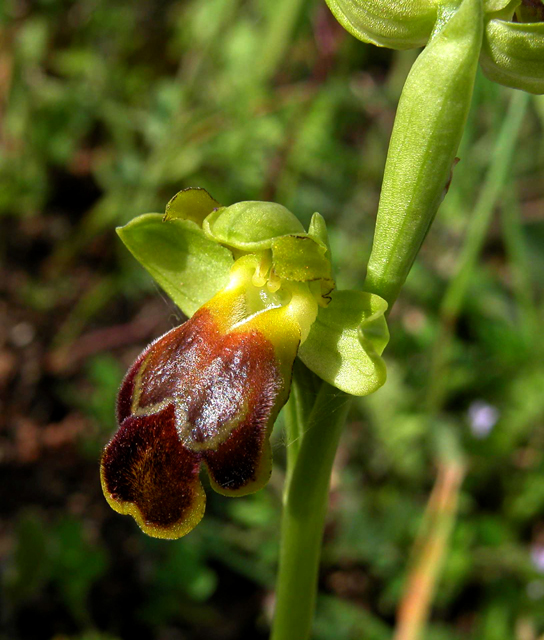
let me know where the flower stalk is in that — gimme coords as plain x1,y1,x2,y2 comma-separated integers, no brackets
272,381,351,640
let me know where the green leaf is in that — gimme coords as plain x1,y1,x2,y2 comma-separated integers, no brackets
164,187,221,226
203,201,305,251
324,0,436,50
117,214,234,317
480,19,544,94
298,290,389,396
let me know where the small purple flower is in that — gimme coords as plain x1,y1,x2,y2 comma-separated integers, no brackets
468,400,500,439
531,545,544,573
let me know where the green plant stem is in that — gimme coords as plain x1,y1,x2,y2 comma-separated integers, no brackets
284,360,321,477
272,382,351,640
363,0,483,311
426,89,529,412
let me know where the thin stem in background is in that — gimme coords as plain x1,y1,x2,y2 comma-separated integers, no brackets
500,185,540,349
255,0,309,85
272,382,351,640
393,457,465,640
426,89,530,413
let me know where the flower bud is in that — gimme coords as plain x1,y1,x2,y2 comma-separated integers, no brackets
480,14,544,94
324,0,437,49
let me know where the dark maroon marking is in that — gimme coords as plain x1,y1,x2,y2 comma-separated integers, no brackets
102,403,201,528
203,406,269,491
111,307,290,503
202,342,282,491
520,0,544,20
183,331,280,446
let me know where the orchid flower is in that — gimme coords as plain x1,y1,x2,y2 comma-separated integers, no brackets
101,188,389,539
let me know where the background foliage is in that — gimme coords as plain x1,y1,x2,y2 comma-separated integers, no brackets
1,1,544,638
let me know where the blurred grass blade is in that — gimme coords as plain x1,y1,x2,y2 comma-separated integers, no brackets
427,88,530,412
393,456,465,640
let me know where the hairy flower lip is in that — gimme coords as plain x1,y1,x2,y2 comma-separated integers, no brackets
107,192,390,537
101,263,303,539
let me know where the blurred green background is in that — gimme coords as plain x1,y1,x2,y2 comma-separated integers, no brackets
1,1,544,639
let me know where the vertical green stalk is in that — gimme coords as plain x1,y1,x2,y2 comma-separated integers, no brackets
284,360,322,478
439,90,529,321
272,383,351,640
364,0,483,309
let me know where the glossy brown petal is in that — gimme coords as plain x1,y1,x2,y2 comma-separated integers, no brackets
202,333,282,496
101,293,298,538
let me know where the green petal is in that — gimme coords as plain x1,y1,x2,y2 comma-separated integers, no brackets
203,201,305,251
298,290,389,397
308,212,331,255
117,214,234,317
164,187,221,226
324,0,437,50
480,19,544,94
271,235,332,283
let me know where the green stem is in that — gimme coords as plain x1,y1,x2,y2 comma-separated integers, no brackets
426,89,529,412
363,0,483,310
272,383,351,640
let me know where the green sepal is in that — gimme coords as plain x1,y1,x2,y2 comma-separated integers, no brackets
117,214,234,318
480,18,544,94
164,187,221,226
324,0,437,50
298,290,389,397
271,236,332,283
203,201,305,252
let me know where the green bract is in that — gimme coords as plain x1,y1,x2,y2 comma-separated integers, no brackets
203,201,305,251
325,0,544,94
364,0,483,307
117,188,389,397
